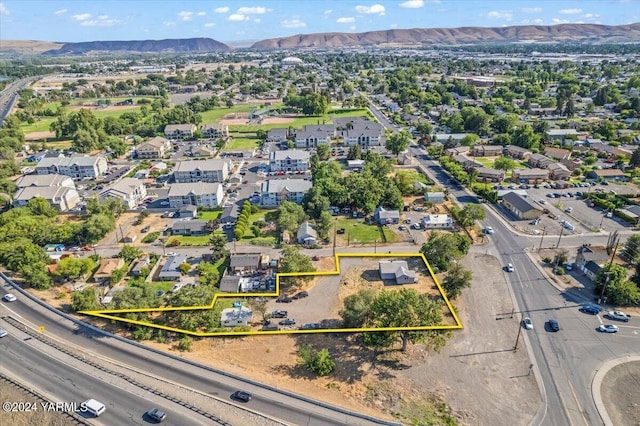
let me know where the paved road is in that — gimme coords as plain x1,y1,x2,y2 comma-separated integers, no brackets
0,283,398,426
0,330,208,425
0,77,39,126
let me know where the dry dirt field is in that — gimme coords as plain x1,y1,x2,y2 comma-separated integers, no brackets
0,379,73,426
601,361,640,426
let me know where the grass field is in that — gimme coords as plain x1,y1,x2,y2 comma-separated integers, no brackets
167,235,213,246
20,105,141,134
224,136,260,151
148,281,176,294
334,218,398,243
198,210,222,221
230,109,370,133
199,104,257,123
475,157,495,167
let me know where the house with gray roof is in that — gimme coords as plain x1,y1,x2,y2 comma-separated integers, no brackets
170,220,208,236
201,123,229,139
547,163,571,180
476,167,505,182
374,206,400,225
512,168,549,184
504,145,532,160
158,254,188,280
219,276,242,293
99,178,147,209
260,178,312,207
164,124,196,140
266,128,289,143
15,174,75,189
269,150,310,172
173,159,230,183
297,222,318,245
528,153,554,169
341,122,385,148
502,192,542,220
229,254,261,273
379,260,417,284
35,155,108,179
472,145,503,157
168,182,223,208
135,136,171,159
13,186,80,212
294,125,333,149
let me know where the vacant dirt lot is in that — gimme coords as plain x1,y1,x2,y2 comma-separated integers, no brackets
219,117,294,126
601,361,640,426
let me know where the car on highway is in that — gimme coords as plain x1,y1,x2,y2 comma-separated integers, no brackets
231,391,252,403
2,294,17,302
547,319,560,332
506,263,514,272
522,317,533,330
0,328,8,338
279,318,296,326
580,304,602,315
146,408,167,422
605,311,630,322
597,324,619,333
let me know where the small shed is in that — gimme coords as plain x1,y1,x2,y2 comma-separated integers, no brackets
425,192,446,204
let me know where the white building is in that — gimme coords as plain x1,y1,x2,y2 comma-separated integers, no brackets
99,178,147,209
269,150,310,172
260,178,312,207
173,159,230,183
13,186,80,211
35,155,108,179
421,214,453,229
135,136,171,159
294,125,333,149
14,174,75,190
164,124,196,140
168,182,223,208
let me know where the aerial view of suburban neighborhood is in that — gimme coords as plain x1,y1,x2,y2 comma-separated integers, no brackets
1,1,639,425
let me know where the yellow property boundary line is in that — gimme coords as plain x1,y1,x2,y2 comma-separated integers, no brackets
80,252,463,336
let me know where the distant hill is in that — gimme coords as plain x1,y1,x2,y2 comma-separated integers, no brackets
0,40,64,55
251,23,640,49
42,38,231,55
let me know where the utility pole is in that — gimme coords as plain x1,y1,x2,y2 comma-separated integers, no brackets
538,227,546,252
374,239,377,253
332,222,337,256
599,243,619,304
514,315,523,351
555,224,565,248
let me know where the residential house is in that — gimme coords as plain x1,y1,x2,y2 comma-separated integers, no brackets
260,178,312,207
374,207,400,225
347,160,365,171
164,124,196,140
502,192,543,220
584,261,603,281
379,260,418,284
173,159,230,183
220,306,253,327
560,158,581,171
294,125,333,149
168,182,223,208
453,155,482,169
422,214,453,229
297,222,318,245
201,123,229,139
12,175,80,211
35,155,108,179
130,256,151,277
586,169,626,180
93,258,125,281
266,128,289,143
548,128,579,142
575,245,609,274
547,163,571,181
158,254,188,280
15,174,75,189
219,276,242,293
434,133,470,145
425,192,446,204
445,146,470,156
476,167,505,183
544,147,571,161
511,168,549,184
187,145,216,158
229,254,261,274
99,178,147,209
528,153,554,169
269,150,310,172
177,205,198,219
505,145,532,160
472,145,503,157
135,137,171,159
170,220,208,236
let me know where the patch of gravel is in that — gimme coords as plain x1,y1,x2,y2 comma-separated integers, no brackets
601,361,640,426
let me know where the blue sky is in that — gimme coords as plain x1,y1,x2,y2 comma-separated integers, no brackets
0,1,637,43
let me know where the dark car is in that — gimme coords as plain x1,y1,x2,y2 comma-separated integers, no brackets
146,408,167,422
261,323,279,331
548,319,560,332
580,304,602,315
336,228,346,234
292,291,308,299
231,391,252,402
272,310,288,318
276,296,292,303
279,318,296,326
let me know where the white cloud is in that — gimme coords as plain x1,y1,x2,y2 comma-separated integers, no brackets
0,3,9,15
559,8,582,15
80,15,122,27
337,17,355,24
213,7,229,13
350,25,357,31
399,0,424,8
236,6,268,14
163,21,176,26
390,23,398,28
324,9,332,15
228,13,249,21
521,7,542,13
486,11,513,21
533,18,544,24
204,22,215,27
253,18,261,23
355,4,386,15
552,18,570,24
281,18,306,28
197,11,206,16
71,13,92,21
54,9,68,15
178,11,194,21
583,13,600,19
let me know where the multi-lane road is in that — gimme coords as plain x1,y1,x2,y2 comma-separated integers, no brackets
0,77,38,126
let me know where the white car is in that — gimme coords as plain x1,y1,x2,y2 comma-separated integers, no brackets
522,317,533,330
0,328,8,338
484,226,494,234
166,252,177,257
605,311,629,322
506,263,514,272
539,199,547,205
2,294,17,302
598,324,619,333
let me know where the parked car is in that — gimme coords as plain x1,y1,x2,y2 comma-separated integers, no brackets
146,408,167,422
565,263,573,271
300,323,321,330
506,263,514,272
548,319,560,332
279,318,296,326
292,291,308,299
2,294,17,302
276,296,292,303
597,324,619,333
605,311,630,322
166,252,177,257
261,323,279,331
231,391,252,402
160,200,169,206
522,317,533,330
564,207,573,213
605,211,613,218
272,310,288,318
580,304,602,315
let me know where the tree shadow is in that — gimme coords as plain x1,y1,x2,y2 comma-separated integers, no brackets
360,269,381,283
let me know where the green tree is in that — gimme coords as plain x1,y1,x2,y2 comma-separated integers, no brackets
277,201,307,234
385,130,412,155
492,114,518,134
442,264,473,300
458,204,486,227
511,124,541,150
621,234,640,264
54,257,96,281
26,197,58,218
346,145,362,160
315,210,332,240
298,345,336,376
110,267,126,285
494,156,517,172
179,262,191,275
209,234,228,261
71,287,101,312
340,289,376,328
118,245,142,262
280,245,315,273
316,143,330,161
421,231,471,273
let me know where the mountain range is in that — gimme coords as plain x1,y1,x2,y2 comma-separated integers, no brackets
1,23,639,55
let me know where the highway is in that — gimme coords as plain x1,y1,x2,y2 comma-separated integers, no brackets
0,77,38,126
0,282,398,426
407,145,640,426
0,330,211,425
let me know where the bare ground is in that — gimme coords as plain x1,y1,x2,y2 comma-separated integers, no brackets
219,117,294,126
601,361,640,426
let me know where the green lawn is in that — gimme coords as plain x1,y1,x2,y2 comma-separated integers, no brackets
223,137,260,151
198,210,222,221
199,104,257,123
167,234,213,246
21,117,55,134
334,218,398,243
92,106,141,119
475,157,495,167
230,108,370,133
148,281,175,294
